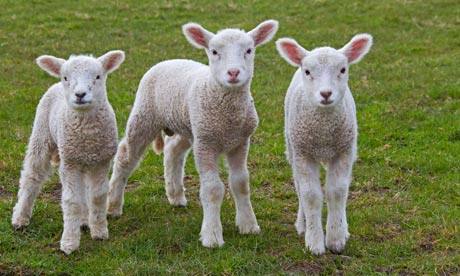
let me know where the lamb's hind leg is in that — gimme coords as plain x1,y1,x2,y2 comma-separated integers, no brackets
163,134,191,206
12,144,54,229
226,139,260,234
325,153,353,254
107,104,158,216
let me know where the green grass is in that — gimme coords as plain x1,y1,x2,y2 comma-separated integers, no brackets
1,0,460,275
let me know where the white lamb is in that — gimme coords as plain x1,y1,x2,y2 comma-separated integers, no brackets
11,50,125,255
276,34,372,255
107,20,278,247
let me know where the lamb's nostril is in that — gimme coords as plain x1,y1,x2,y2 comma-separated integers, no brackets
75,92,86,99
227,70,240,78
320,91,332,99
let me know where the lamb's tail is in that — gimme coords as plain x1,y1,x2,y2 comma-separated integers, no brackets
152,132,164,155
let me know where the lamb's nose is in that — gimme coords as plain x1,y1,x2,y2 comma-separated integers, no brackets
75,92,86,99
227,69,240,78
320,91,332,99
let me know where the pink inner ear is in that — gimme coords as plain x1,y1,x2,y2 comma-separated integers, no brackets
188,27,207,47
42,58,61,76
348,38,368,62
254,24,273,45
282,42,301,65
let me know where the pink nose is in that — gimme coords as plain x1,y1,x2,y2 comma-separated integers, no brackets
227,69,240,78
320,91,332,100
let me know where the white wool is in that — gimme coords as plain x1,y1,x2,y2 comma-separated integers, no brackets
276,34,372,255
12,51,125,255
108,20,278,248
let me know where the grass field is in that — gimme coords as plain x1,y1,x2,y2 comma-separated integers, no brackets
1,0,459,275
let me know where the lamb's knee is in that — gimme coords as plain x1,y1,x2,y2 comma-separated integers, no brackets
229,170,250,195
326,185,348,202
201,181,224,204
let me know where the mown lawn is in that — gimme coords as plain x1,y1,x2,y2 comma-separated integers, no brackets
1,0,459,275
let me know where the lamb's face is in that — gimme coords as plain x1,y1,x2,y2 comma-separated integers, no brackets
36,50,125,111
300,47,349,108
60,57,107,110
206,30,255,88
182,20,278,89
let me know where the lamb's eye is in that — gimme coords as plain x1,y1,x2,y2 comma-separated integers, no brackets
246,49,252,54
96,75,100,80
305,70,310,76
64,76,68,81
212,50,218,55
340,67,346,74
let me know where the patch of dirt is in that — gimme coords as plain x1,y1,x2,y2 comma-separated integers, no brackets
436,266,460,276
0,265,44,276
283,261,323,275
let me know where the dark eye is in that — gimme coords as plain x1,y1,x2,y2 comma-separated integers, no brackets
96,75,100,80
340,67,346,74
64,76,68,81
246,49,252,54
305,70,310,76
212,50,218,55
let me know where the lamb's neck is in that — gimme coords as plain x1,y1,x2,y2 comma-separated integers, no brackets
206,76,252,103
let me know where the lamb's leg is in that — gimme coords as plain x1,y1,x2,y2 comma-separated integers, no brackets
107,105,157,216
325,153,353,254
12,143,54,229
194,145,224,248
87,163,110,240
163,134,191,206
80,183,89,231
293,157,325,255
294,179,306,235
59,163,85,255
226,139,260,234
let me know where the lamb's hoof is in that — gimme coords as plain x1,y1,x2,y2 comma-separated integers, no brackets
107,205,122,217
167,196,187,207
12,217,30,230
326,231,349,255
237,223,261,235
60,240,79,255
91,228,109,241
80,224,90,232
295,220,306,236
307,243,326,256
200,231,224,248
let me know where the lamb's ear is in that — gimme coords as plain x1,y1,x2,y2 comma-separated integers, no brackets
182,23,215,49
276,38,309,67
248,19,279,47
339,34,373,65
98,50,125,74
36,55,66,78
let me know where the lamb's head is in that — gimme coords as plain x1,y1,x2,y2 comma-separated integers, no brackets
276,34,372,107
36,50,125,110
183,20,278,89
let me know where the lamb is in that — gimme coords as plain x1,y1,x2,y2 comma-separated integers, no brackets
276,34,373,255
107,20,278,247
11,50,125,255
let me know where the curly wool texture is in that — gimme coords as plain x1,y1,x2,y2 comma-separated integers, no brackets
284,69,357,163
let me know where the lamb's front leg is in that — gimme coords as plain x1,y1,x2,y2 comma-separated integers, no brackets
194,145,225,248
325,153,353,254
87,163,111,241
59,163,85,255
293,157,324,255
226,139,260,234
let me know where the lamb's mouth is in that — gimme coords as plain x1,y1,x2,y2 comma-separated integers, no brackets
74,100,91,105
320,99,333,105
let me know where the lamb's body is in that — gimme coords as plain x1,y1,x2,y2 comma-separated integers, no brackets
12,51,125,255
277,35,372,255
108,20,278,247
285,69,357,163
138,60,258,148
